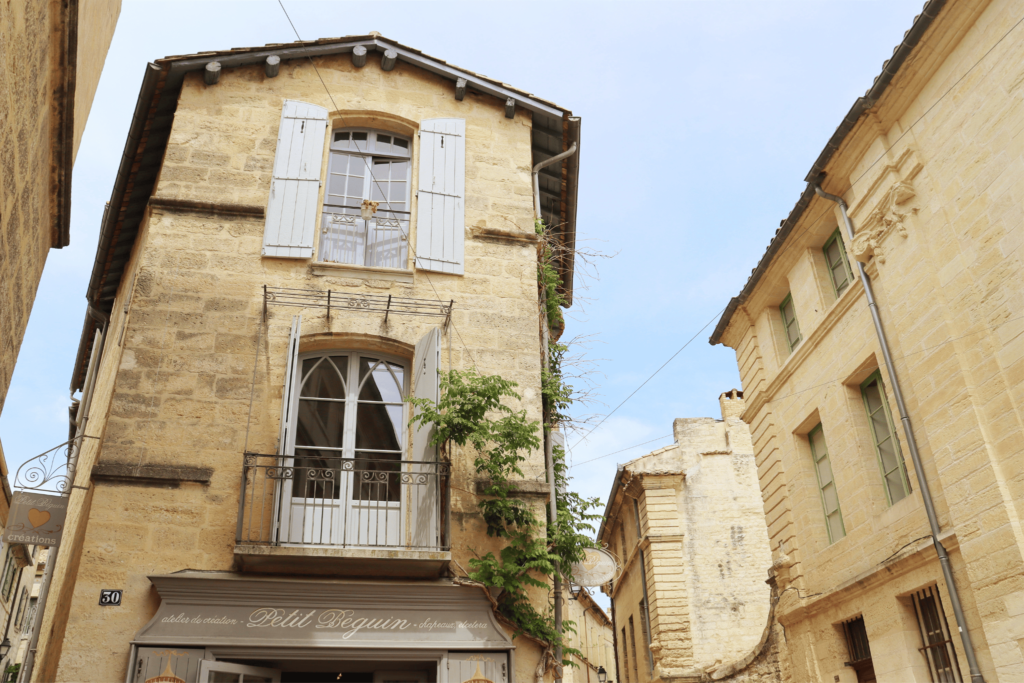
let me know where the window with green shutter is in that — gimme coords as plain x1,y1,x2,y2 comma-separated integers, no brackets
780,293,802,352
809,424,846,543
861,371,911,504
823,228,854,297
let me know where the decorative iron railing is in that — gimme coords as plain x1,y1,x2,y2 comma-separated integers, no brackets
236,453,450,551
319,207,409,270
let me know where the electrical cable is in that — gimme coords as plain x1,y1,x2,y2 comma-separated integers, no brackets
569,434,675,469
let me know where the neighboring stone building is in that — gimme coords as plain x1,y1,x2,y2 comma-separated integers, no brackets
0,0,120,427
26,35,582,683
562,588,615,683
709,0,1023,681
597,392,777,683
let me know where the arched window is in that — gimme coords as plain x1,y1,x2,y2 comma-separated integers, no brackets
320,128,411,269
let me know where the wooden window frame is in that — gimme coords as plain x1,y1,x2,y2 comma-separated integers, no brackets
823,228,854,298
779,293,802,353
860,370,911,505
809,423,846,544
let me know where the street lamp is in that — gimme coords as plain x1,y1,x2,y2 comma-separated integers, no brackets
568,584,585,600
0,638,11,657
596,666,607,683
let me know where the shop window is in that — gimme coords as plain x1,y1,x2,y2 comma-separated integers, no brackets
912,586,963,683
842,615,876,683
809,424,846,543
320,129,412,269
779,293,802,353
823,228,854,298
861,371,911,505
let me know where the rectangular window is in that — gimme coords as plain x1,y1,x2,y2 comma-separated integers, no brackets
809,424,846,543
14,586,27,628
639,598,652,674
621,626,630,683
320,128,412,269
628,616,640,683
912,586,963,683
842,616,876,683
1,548,15,601
619,522,628,560
633,498,643,539
780,293,802,352
823,228,854,297
861,371,911,505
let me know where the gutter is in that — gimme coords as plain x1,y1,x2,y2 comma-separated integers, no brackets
709,0,946,346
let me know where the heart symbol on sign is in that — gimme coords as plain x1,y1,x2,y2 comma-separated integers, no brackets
27,509,50,529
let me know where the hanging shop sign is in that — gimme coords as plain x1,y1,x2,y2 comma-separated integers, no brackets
134,573,514,650
1,491,68,547
570,547,620,587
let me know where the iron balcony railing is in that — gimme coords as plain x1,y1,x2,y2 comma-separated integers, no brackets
236,453,450,551
319,207,409,270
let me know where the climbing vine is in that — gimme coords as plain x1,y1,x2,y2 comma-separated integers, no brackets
407,220,602,664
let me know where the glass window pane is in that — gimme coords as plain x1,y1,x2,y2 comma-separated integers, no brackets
822,482,839,512
355,402,403,452
359,359,404,403
292,449,343,499
864,381,883,413
393,137,409,150
828,512,846,541
301,357,347,398
352,131,368,141
826,240,841,268
295,400,345,448
817,457,834,487
887,471,908,502
810,428,825,459
210,673,242,683
787,321,801,346
877,437,899,472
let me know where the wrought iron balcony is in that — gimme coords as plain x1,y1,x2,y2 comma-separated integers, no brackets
236,453,450,569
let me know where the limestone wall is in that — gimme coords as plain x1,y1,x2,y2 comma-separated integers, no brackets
716,0,1024,680
40,50,559,683
0,0,119,418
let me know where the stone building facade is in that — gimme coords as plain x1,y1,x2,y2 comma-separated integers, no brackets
562,589,615,683
0,0,120,424
26,35,582,683
598,392,777,683
710,0,1024,680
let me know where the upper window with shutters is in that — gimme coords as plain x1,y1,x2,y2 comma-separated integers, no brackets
261,100,467,276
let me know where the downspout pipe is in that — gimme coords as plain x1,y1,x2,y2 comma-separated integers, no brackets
813,184,984,683
534,140,578,683
533,143,578,222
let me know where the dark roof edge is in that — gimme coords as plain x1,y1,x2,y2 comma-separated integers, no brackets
709,0,946,346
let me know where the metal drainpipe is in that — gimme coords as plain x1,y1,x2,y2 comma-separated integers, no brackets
813,184,985,683
534,141,578,683
19,311,108,683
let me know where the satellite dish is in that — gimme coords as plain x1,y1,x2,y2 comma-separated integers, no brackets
570,547,621,587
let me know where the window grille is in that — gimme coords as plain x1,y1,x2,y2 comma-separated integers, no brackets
842,615,876,683
861,371,911,505
779,293,802,352
824,228,854,297
912,586,963,683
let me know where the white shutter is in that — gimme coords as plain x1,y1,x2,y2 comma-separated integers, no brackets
134,647,208,683
410,326,441,548
278,315,302,456
416,119,465,274
263,100,329,258
448,653,508,683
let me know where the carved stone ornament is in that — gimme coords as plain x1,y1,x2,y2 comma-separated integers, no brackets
851,181,917,264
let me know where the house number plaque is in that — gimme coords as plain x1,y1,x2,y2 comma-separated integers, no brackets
100,589,123,606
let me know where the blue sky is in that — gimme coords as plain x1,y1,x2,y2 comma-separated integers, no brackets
1,0,924,547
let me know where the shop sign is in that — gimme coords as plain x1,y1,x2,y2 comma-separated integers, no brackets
135,573,514,650
1,491,68,547
570,547,620,587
